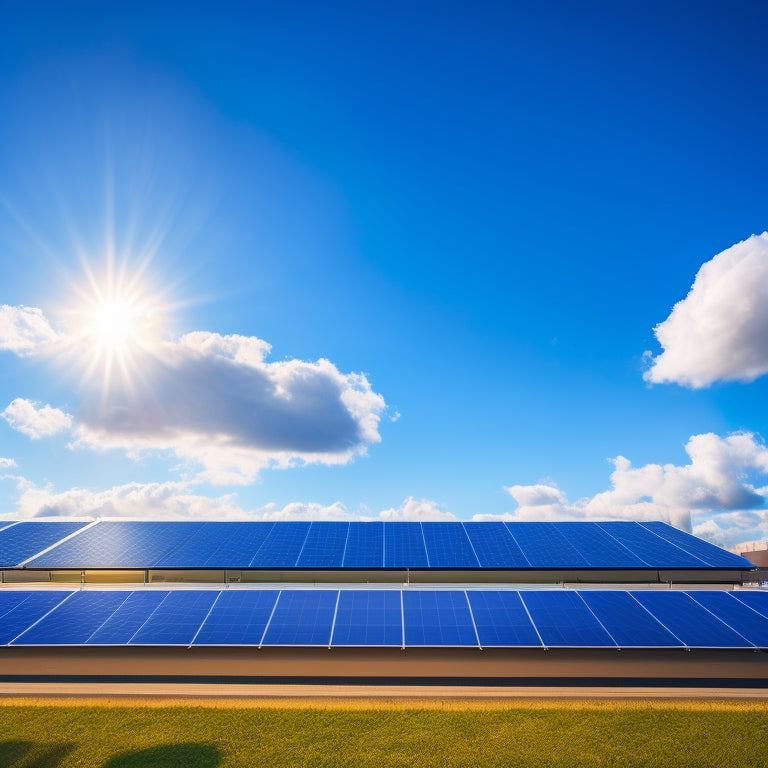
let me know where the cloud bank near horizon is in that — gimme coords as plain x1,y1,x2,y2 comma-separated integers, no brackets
644,233,768,388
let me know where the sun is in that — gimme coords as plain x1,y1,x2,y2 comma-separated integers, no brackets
90,298,140,349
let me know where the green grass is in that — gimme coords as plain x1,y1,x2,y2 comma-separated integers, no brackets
1,698,766,768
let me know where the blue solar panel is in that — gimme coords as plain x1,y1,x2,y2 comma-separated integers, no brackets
193,590,279,645
554,523,649,568
383,523,429,568
462,523,530,568
129,590,218,645
0,521,89,566
261,590,338,645
520,591,616,646
402,590,478,646
0,590,35,620
466,591,541,647
87,591,170,644
421,523,479,568
685,592,768,648
578,591,682,647
0,591,73,645
343,522,384,568
640,522,751,568
13,591,130,645
154,522,276,568
506,523,590,568
331,590,402,646
596,523,706,568
296,522,349,568
26,521,206,567
630,591,751,647
730,591,768,619
249,522,310,568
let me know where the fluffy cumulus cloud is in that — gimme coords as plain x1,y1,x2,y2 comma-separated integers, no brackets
0,305,387,483
379,496,458,521
0,305,60,355
0,457,17,468
479,432,768,549
2,398,73,439
644,233,768,387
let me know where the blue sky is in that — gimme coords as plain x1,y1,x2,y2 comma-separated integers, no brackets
0,1,767,549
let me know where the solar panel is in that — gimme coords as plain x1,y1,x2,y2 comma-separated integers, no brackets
730,590,768,619
26,521,206,568
154,522,276,568
87,591,170,644
578,590,682,647
402,590,478,646
0,590,36,620
261,590,338,646
343,522,384,568
462,523,531,568
421,523,479,568
554,523,649,568
596,522,706,568
520,591,616,646
685,592,768,648
296,522,349,568
13,591,130,645
331,590,403,646
630,591,752,648
466,590,541,647
506,523,590,568
129,590,218,645
0,591,73,645
0,521,89,567
193,590,279,645
383,523,429,568
640,522,752,568
249,522,311,568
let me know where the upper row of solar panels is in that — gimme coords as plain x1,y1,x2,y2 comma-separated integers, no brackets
0,587,766,648
0,520,751,570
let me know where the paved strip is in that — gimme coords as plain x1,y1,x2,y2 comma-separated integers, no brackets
1,683,768,701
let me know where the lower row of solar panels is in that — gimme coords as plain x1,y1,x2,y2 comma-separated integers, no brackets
1,588,767,649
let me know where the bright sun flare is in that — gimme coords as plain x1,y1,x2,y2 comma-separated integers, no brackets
91,298,139,349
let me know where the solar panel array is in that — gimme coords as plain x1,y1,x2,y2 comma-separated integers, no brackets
2,588,766,648
3,520,750,570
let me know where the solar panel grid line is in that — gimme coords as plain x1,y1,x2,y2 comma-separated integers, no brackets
328,590,342,649
382,523,386,568
463,589,483,650
0,591,36,621
150,522,209,567
633,523,710,567
258,589,283,648
0,520,21,533
188,590,224,647
590,524,652,567
419,523,430,568
83,591,134,645
684,592,757,648
459,523,485,568
624,591,686,646
501,525,533,567
340,524,351,569
292,524,317,568
126,591,173,644
572,591,620,648
516,590,546,648
730,591,768,620
8,590,76,645
399,589,405,649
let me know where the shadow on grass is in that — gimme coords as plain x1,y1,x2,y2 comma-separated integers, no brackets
0,740,75,768
102,742,220,768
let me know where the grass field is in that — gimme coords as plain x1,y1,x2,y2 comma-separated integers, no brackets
1,697,766,768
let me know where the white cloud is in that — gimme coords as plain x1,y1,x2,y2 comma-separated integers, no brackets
0,305,387,483
644,233,768,387
0,305,61,356
480,432,768,546
379,496,458,521
0,457,17,468
2,398,73,439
